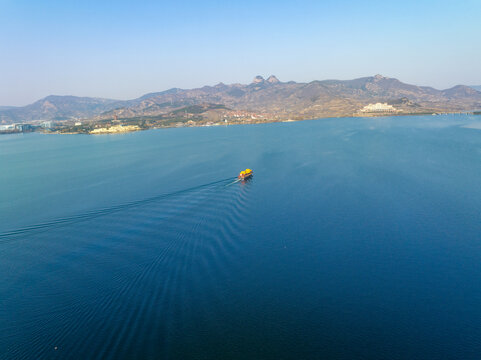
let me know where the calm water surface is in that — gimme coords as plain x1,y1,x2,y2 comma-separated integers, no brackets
1,115,481,359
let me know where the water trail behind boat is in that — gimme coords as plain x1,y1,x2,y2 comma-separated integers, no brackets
224,178,241,187
0,177,236,241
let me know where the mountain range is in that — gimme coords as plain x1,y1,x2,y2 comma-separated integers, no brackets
2,75,481,124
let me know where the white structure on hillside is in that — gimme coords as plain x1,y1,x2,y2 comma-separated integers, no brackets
360,103,397,113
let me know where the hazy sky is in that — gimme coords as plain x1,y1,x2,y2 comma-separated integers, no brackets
1,0,480,106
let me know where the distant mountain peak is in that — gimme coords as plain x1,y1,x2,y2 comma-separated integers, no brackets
266,75,280,84
252,75,265,84
373,74,387,81
442,84,480,97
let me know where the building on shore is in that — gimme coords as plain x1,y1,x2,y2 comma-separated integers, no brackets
360,103,398,113
40,121,53,129
0,123,34,133
0,124,15,131
15,124,33,131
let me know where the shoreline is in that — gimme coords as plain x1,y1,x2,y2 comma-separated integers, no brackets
2,111,479,136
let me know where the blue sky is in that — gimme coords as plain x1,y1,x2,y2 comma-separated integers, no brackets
1,0,480,106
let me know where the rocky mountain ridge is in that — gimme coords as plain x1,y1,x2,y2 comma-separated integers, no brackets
2,75,481,124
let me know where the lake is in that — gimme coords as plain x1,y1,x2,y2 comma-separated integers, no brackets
1,114,481,359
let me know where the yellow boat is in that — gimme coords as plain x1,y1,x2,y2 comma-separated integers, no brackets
238,168,253,180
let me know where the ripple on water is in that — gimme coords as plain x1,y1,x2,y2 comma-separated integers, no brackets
0,178,253,359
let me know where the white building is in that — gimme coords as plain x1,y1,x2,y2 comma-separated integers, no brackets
360,103,397,113
0,124,15,131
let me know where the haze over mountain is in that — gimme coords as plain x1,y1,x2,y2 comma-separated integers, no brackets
470,85,481,92
1,75,481,124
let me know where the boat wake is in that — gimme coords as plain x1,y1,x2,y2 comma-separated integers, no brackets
0,174,254,359
0,177,234,241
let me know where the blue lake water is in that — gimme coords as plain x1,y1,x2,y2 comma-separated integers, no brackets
1,115,481,359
